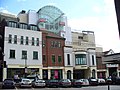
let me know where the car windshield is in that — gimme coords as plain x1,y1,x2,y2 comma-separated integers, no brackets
62,79,70,82
49,80,58,82
23,80,30,82
37,80,45,82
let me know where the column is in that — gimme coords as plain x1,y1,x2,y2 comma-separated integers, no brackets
48,69,51,79
62,69,65,79
117,68,119,77
106,68,109,78
39,68,42,79
3,68,7,81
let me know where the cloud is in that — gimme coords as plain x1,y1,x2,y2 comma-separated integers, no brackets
0,7,16,16
68,0,120,52
92,6,102,14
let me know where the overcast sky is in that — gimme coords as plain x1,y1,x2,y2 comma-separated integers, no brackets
0,0,120,52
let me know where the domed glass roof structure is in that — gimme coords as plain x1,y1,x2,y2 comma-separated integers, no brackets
37,5,65,34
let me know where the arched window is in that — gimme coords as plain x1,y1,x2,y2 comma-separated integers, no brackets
67,70,71,79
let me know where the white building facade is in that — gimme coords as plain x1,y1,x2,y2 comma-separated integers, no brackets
3,22,42,80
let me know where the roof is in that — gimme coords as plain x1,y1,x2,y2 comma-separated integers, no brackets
41,30,65,40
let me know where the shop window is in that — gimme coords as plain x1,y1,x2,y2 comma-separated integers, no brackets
10,50,15,59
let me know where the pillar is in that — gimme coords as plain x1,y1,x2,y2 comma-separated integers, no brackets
3,68,7,81
48,69,50,79
39,68,42,79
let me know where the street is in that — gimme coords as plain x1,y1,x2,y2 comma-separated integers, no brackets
1,85,120,90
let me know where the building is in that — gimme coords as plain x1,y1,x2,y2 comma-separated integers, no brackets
0,13,43,81
96,47,106,79
102,49,120,77
72,31,97,79
42,30,65,80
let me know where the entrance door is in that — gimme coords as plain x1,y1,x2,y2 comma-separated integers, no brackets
109,67,117,77
67,70,71,79
73,70,84,79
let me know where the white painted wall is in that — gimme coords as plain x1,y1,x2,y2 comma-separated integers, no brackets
28,10,38,25
4,27,42,66
64,47,73,66
87,49,96,66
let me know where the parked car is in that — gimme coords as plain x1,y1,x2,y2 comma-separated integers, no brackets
98,78,106,85
106,78,112,85
72,79,82,87
89,78,98,86
32,79,46,87
59,79,71,87
2,78,15,89
46,79,59,88
79,79,89,86
19,78,32,88
26,75,39,82
114,77,120,85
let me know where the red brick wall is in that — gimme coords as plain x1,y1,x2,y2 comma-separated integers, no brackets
42,31,65,67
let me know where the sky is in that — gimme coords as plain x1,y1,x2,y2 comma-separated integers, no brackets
0,0,120,53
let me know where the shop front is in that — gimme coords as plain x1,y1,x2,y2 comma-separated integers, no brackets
7,68,39,79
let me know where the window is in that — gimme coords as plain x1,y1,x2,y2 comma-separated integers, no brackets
14,35,17,44
51,41,61,48
67,54,70,65
10,50,15,58
26,37,29,45
78,36,83,39
92,55,95,65
33,51,38,60
36,38,39,46
42,40,45,47
8,34,12,43
19,23,28,29
30,25,37,31
58,56,62,63
20,36,24,45
52,55,55,64
43,55,46,63
58,42,61,48
22,50,27,59
32,37,34,45
8,21,17,28
75,54,87,65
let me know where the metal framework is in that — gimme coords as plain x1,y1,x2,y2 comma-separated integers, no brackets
37,5,65,34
